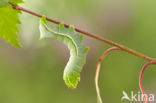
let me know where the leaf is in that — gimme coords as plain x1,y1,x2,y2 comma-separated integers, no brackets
0,0,23,47
39,17,89,88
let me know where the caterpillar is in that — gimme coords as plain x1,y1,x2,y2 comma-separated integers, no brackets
39,16,89,88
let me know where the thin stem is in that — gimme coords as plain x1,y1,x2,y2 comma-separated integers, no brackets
139,61,156,103
95,47,120,103
9,2,156,62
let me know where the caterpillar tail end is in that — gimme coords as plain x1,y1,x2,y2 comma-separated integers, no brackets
63,75,80,88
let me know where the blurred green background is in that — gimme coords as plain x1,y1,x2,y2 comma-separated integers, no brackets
0,0,156,103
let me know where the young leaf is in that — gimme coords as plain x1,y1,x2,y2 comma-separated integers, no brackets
0,0,23,47
39,17,89,88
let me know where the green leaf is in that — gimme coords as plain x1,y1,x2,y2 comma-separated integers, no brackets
39,17,89,88
0,0,23,47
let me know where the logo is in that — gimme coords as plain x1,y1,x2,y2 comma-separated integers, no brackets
121,91,155,102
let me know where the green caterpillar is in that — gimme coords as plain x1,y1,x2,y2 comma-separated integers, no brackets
39,17,89,88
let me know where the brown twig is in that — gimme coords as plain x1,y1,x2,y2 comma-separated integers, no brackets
8,2,156,62
95,47,120,103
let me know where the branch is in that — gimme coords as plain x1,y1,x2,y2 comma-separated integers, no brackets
9,2,156,62
95,47,120,103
